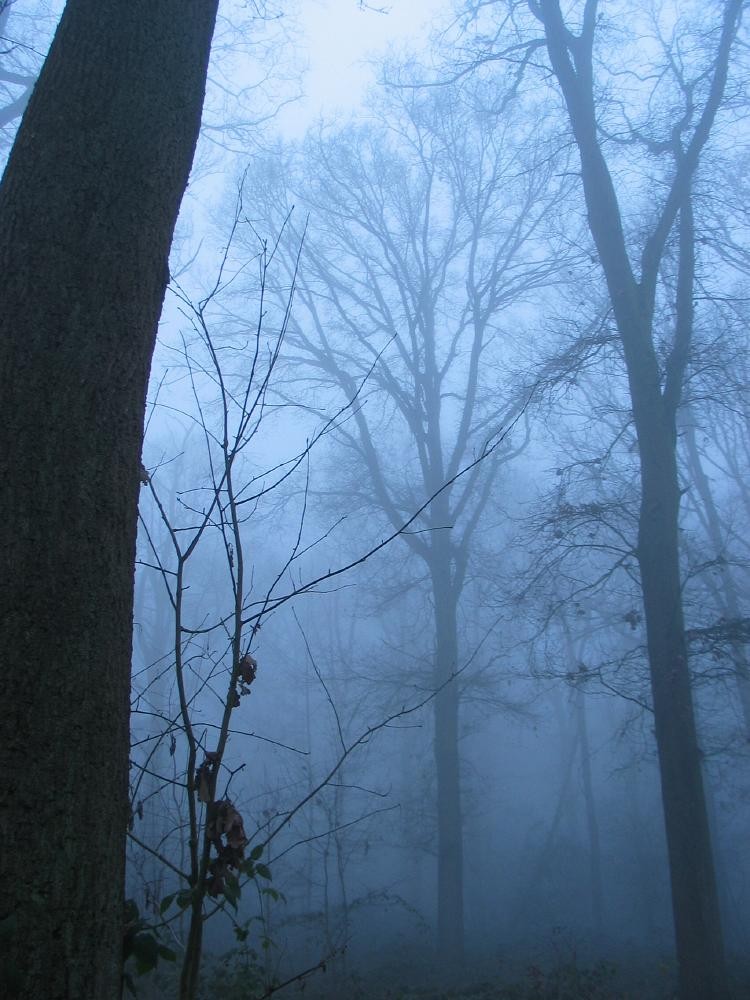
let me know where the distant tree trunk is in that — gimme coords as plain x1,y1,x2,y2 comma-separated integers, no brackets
623,763,662,945
682,413,750,735
0,2,218,997
533,3,742,996
563,618,604,944
430,525,465,969
562,623,604,942
575,687,604,943
512,689,579,934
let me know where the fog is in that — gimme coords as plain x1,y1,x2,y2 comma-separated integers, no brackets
3,1,749,998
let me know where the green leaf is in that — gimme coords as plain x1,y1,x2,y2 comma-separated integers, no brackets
261,888,280,902
158,945,177,963
159,893,176,915
249,844,264,861
255,863,272,880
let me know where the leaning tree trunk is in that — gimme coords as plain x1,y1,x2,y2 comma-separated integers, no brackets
0,2,218,996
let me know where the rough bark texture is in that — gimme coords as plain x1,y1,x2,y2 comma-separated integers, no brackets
0,2,218,996
534,2,742,997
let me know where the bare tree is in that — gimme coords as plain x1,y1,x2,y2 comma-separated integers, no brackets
457,3,744,996
127,203,505,996
245,76,566,968
0,0,44,139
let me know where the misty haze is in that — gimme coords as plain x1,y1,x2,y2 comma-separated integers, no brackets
1,2,749,999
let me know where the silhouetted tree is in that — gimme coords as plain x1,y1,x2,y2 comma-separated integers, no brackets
247,76,566,968
480,3,744,996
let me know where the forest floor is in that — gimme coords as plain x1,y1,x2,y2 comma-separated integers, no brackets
293,956,750,1000
142,947,750,998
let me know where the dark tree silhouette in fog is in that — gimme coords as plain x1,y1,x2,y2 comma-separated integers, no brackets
0,2,217,995
501,2,743,997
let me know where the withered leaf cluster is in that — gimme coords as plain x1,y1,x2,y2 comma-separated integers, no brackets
206,799,248,898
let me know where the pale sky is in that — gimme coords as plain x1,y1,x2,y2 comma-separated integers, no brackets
277,0,452,135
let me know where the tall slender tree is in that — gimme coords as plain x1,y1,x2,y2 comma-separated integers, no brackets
491,2,743,997
0,2,218,995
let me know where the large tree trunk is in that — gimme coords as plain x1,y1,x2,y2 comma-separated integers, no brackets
0,2,218,996
430,532,465,970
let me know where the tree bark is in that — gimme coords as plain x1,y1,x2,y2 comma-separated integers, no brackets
532,2,742,996
636,423,727,999
0,2,218,996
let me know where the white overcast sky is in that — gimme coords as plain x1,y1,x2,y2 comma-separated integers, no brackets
276,0,452,134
